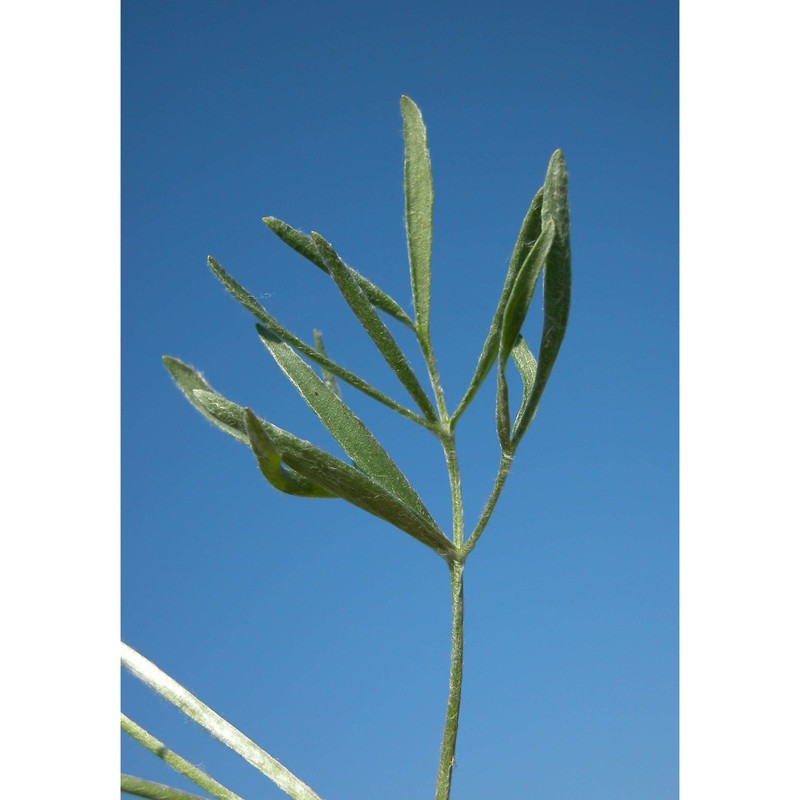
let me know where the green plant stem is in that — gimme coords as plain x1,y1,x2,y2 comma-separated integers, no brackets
435,560,465,800
462,450,514,557
121,714,244,800
418,334,449,423
121,774,213,800
121,642,324,800
442,432,465,549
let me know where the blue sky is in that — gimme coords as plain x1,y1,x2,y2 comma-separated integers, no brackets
122,2,677,799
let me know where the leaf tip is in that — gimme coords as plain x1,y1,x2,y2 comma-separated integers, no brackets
242,406,259,429
162,354,186,375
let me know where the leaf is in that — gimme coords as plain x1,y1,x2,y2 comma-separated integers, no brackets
205,256,428,426
511,149,572,445
311,232,438,422
195,390,453,557
497,335,539,450
163,356,249,442
495,216,554,451
511,336,537,437
453,188,544,422
257,326,436,522
499,219,556,363
263,216,415,328
163,356,335,497
312,329,341,398
168,371,453,556
496,364,512,451
243,409,337,498
400,96,433,338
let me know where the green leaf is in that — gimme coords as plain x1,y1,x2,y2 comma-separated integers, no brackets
205,256,429,426
311,232,439,422
312,329,341,398
263,216,415,328
499,218,556,363
496,364,512,451
453,188,544,422
163,356,249,443
163,356,335,497
497,335,539,451
243,409,337,498
185,386,453,557
511,149,572,445
495,217,555,451
400,96,433,338
511,336,537,437
257,326,436,522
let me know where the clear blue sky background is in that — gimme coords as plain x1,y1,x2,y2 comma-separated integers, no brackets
122,2,677,799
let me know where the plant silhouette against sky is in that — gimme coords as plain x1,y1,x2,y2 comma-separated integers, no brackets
122,95,571,800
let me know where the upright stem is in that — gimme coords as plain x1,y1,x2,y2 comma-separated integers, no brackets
442,432,465,548
435,559,465,800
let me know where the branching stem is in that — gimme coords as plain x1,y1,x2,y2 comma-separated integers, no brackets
463,450,515,557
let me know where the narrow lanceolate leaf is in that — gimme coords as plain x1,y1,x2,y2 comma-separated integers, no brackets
400,96,433,338
496,365,512,451
496,220,555,451
263,216,415,328
163,356,250,442
244,409,337,498
313,329,341,398
499,219,556,362
257,326,436,523
163,356,336,497
121,643,325,800
453,188,544,423
496,335,540,451
511,336,537,436
205,256,428,427
189,387,454,557
512,149,572,445
311,232,438,422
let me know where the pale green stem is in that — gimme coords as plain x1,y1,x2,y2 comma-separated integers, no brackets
442,432,465,549
418,332,449,425
121,642,325,800
121,774,212,800
121,714,243,800
434,560,465,800
462,450,514,557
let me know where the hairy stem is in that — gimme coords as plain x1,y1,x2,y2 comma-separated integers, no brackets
462,451,514,557
435,560,465,800
418,334,449,424
121,714,244,800
121,643,324,800
121,774,214,800
442,432,465,549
